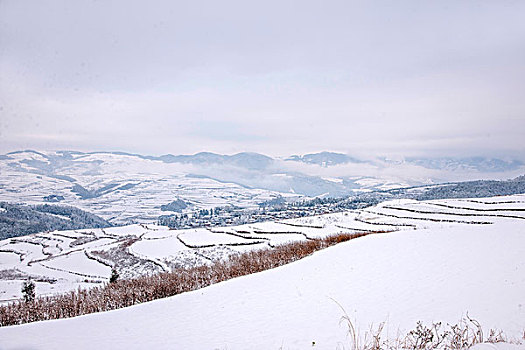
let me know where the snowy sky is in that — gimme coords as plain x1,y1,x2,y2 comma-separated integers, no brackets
1,0,524,158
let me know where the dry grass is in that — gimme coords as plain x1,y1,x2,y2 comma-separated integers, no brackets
0,230,386,327
336,306,522,350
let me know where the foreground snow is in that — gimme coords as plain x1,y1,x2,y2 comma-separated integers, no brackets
0,217,524,349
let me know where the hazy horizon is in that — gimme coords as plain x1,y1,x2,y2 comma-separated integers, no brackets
2,148,525,163
1,1,524,159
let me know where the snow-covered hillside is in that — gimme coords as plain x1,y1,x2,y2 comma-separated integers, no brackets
0,195,524,349
1,194,524,305
3,150,523,225
0,150,300,224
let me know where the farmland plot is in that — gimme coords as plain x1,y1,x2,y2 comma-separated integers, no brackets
0,194,524,302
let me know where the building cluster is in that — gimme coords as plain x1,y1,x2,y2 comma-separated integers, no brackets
157,199,344,229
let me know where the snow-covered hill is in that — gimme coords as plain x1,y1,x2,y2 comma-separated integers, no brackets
0,194,524,349
0,150,300,224
2,150,523,225
1,194,524,303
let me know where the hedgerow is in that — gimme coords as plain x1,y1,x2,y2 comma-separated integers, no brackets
0,231,385,326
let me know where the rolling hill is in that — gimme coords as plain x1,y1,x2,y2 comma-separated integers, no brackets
0,193,524,349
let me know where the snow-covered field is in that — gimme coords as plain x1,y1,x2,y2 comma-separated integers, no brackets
0,194,524,348
0,151,299,224
0,194,524,349
1,194,525,305
3,150,525,226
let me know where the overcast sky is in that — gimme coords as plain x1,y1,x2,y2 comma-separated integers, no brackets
1,0,524,158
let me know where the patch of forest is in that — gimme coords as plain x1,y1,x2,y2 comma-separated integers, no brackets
0,203,112,240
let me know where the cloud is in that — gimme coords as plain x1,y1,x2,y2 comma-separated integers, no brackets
1,0,524,158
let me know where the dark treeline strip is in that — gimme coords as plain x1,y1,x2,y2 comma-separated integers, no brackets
0,202,112,240
0,231,388,327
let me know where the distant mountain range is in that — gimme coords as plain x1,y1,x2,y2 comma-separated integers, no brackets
287,151,523,173
404,156,523,173
0,149,523,224
6,149,520,172
156,152,275,170
286,152,365,166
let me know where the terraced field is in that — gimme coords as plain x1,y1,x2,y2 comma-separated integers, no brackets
1,194,524,303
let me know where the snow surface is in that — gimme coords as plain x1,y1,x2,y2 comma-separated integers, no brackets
1,194,525,303
0,253,19,268
0,151,302,223
177,228,253,246
41,251,111,278
0,214,524,349
129,234,188,259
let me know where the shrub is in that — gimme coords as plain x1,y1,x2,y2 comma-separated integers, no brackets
21,280,35,303
109,268,119,283
336,305,517,350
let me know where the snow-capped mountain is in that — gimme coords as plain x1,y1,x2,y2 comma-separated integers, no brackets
286,151,366,167
404,156,523,173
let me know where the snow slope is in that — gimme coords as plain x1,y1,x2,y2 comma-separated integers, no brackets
5,150,523,225
0,214,524,349
1,195,524,303
0,151,299,224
